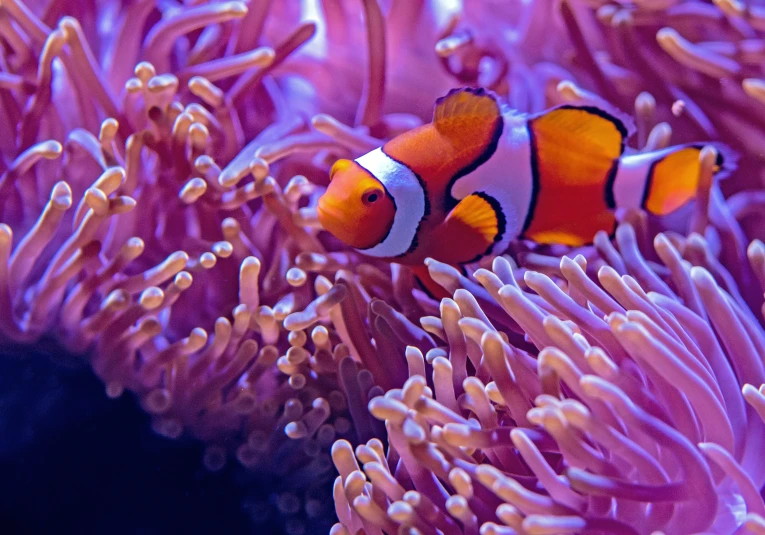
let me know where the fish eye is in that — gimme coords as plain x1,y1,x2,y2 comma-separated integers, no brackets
362,188,383,206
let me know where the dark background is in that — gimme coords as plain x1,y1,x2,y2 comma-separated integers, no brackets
0,345,333,535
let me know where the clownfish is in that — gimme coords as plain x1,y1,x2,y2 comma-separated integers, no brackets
317,87,734,296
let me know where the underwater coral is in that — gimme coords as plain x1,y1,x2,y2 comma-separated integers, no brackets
4,0,765,534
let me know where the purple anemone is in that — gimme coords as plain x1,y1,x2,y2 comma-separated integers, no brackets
3,1,765,534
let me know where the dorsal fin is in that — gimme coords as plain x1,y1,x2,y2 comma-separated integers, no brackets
531,105,632,159
433,87,502,133
381,87,504,198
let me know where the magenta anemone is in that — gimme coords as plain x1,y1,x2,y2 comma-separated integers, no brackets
3,1,765,534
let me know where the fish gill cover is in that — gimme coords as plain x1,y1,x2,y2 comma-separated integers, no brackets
2,0,765,534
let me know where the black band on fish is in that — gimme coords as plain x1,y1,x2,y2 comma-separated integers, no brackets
604,159,620,210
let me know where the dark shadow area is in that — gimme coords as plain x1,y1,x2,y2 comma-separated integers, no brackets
0,347,259,535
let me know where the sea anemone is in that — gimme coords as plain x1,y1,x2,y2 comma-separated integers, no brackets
0,0,407,530
4,0,765,534
326,1,765,534
0,0,473,531
331,217,765,534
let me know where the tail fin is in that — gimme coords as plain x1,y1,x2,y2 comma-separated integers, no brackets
642,142,736,216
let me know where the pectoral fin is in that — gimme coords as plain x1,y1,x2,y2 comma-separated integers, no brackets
439,193,504,264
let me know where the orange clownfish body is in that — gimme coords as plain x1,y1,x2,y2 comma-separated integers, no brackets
317,87,735,295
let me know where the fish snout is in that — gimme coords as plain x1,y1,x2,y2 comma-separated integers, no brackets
317,194,342,233
317,192,367,248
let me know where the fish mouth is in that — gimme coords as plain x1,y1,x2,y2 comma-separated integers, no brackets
317,196,365,248
317,197,345,236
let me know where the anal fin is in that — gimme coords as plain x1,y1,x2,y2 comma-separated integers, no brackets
410,264,451,300
524,210,616,246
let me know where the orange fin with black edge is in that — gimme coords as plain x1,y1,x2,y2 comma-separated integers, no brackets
383,88,503,191
432,87,503,137
434,87,502,123
438,193,502,264
642,143,736,216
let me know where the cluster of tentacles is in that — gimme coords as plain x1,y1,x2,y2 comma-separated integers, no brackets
4,0,765,533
